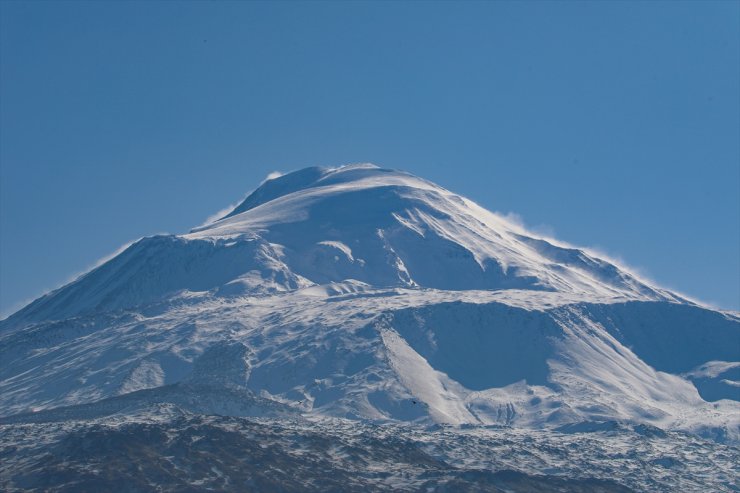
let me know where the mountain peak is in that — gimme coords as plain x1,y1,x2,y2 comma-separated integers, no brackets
3,164,737,457
5,163,683,328
215,163,428,223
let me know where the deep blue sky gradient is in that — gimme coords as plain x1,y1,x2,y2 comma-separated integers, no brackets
1,1,739,314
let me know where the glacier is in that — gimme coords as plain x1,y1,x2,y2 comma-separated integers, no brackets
1,163,738,492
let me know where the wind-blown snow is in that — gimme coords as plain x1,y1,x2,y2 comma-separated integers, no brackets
0,163,738,463
5,164,683,327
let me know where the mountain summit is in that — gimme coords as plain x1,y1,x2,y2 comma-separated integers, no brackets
1,164,738,444
194,162,676,299
8,164,680,325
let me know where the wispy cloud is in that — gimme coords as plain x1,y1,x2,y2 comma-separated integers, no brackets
499,212,556,239
496,209,710,308
198,170,283,227
263,171,283,182
200,200,244,226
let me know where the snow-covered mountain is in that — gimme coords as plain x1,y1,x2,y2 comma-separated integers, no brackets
1,163,739,491
5,164,683,325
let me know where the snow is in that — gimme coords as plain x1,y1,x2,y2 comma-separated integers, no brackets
5,164,685,328
2,413,738,492
0,163,738,486
684,361,740,379
380,328,476,424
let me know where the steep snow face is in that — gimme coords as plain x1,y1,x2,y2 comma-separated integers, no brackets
6,164,678,326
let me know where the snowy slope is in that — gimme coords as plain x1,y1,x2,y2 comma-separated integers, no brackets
1,163,738,448
4,164,681,326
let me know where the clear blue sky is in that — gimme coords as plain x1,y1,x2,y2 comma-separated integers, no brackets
1,1,738,315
